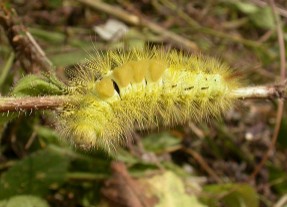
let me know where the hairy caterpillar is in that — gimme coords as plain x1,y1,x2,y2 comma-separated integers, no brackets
58,47,240,152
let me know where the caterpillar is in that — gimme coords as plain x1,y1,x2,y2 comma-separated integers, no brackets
57,47,241,152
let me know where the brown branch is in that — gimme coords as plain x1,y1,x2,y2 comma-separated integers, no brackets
0,85,285,113
183,147,222,183
0,96,67,113
101,161,157,207
0,6,52,73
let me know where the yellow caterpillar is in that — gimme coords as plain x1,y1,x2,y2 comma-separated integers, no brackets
57,47,240,152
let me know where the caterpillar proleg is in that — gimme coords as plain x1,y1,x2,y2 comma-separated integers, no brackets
58,47,241,152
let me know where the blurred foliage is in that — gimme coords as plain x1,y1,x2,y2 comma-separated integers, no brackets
0,147,70,199
0,195,50,207
202,183,259,207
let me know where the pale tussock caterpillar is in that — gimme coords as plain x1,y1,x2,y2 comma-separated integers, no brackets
57,47,241,152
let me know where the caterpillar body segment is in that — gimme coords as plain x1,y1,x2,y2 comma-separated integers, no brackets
58,48,240,152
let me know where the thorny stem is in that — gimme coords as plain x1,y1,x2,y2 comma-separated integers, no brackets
0,96,68,113
0,85,285,113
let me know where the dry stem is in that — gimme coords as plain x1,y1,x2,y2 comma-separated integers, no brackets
0,96,67,113
231,84,285,99
0,6,52,73
0,85,285,113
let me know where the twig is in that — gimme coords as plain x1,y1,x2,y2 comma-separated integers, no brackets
0,96,68,112
231,84,285,99
25,31,53,68
24,131,37,149
75,0,198,51
250,0,286,180
0,6,52,73
183,147,222,183
102,161,157,207
274,195,287,207
0,85,285,113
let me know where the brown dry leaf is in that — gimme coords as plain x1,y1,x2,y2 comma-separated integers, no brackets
101,161,158,207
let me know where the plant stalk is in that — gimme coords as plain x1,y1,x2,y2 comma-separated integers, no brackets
0,85,285,113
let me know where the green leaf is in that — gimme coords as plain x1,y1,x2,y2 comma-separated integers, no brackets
49,49,91,67
142,132,181,153
35,126,61,145
268,166,287,194
0,195,49,207
0,111,18,135
250,7,275,29
0,147,70,199
117,149,141,165
11,74,64,97
29,28,65,44
44,72,66,91
278,117,287,149
0,52,15,89
202,183,259,207
233,2,258,14
231,2,274,29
